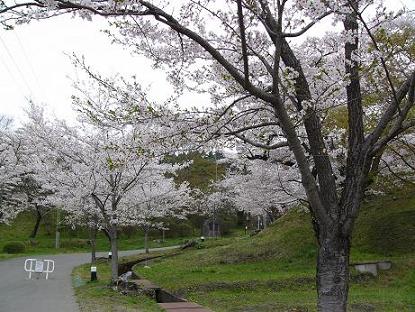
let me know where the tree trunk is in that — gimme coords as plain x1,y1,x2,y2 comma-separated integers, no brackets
55,229,60,249
144,229,149,254
55,209,60,249
109,225,119,283
316,230,351,312
30,206,42,238
102,228,111,242
90,226,97,265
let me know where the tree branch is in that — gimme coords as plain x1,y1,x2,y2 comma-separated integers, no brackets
370,71,415,154
282,11,333,37
237,0,249,87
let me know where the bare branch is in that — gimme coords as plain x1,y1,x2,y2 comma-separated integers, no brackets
222,121,280,136
370,71,415,154
348,0,401,115
230,129,288,150
282,11,333,37
237,0,249,86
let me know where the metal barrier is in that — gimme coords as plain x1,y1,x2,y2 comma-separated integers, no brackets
24,259,55,280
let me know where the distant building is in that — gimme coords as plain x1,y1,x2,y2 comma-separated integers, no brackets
202,218,222,237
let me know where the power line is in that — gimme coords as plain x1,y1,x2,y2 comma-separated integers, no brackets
12,31,47,101
0,34,34,97
0,46,29,102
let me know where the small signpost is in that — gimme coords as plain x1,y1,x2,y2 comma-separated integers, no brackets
34,260,44,273
90,266,97,281
24,259,55,280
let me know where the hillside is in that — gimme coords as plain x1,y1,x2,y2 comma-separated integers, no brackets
136,190,415,311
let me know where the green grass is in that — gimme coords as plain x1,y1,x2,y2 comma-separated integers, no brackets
134,190,415,311
0,211,191,260
70,231,249,311
73,253,166,311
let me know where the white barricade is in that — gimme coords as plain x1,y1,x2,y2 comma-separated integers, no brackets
24,259,55,279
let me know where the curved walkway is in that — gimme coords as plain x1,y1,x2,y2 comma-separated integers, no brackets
0,248,176,312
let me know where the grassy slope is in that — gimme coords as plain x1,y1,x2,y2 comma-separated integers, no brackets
136,191,415,312
0,212,189,260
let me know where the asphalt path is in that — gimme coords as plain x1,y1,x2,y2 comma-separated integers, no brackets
0,247,176,312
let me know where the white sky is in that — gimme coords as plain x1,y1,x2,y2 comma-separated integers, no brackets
0,16,180,125
0,0,413,125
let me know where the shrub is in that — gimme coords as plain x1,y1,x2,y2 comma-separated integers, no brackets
60,239,90,249
27,239,39,247
164,221,195,237
3,242,26,254
181,239,204,250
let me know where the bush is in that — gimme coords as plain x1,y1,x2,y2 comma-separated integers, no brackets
27,239,39,247
164,220,196,237
181,239,205,250
60,239,90,249
3,242,26,254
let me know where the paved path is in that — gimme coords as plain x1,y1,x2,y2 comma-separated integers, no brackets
0,247,176,312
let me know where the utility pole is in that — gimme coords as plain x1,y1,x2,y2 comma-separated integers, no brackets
214,150,218,238
55,209,60,249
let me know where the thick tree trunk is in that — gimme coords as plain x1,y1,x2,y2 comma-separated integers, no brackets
109,225,119,283
316,231,351,312
30,206,42,238
144,229,149,254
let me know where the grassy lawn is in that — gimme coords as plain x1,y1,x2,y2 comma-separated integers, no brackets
0,234,188,260
70,233,247,312
134,191,415,311
136,251,415,311
72,253,169,312
0,212,191,260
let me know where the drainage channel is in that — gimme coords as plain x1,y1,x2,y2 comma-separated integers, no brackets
133,280,212,311
119,256,212,311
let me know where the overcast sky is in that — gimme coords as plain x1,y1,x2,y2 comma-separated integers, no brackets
0,0,413,125
0,16,178,125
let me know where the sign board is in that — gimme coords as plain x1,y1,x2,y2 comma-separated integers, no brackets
34,260,44,273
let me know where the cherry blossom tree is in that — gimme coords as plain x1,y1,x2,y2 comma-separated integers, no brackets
1,113,59,231
21,83,192,282
16,175,54,238
219,156,303,220
370,133,415,188
124,176,191,253
0,117,26,224
1,0,414,309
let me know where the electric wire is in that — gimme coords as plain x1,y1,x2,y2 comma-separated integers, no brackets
0,34,34,97
0,45,30,102
12,30,47,101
